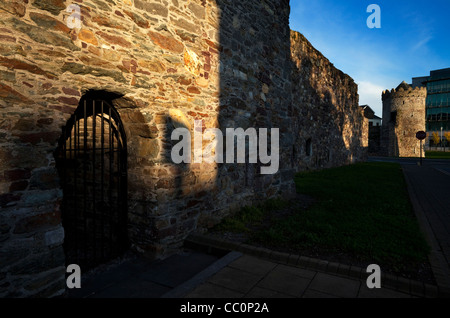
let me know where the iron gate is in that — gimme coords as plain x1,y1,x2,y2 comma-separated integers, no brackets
56,98,128,270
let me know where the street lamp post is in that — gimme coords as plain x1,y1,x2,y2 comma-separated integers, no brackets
441,126,443,152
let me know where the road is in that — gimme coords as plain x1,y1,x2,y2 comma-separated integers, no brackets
369,156,450,293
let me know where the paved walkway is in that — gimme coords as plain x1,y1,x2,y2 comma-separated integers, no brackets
183,253,413,298
178,234,441,298
68,246,431,299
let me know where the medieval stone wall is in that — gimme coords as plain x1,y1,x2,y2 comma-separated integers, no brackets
0,0,295,297
0,0,366,297
381,83,426,157
290,31,367,171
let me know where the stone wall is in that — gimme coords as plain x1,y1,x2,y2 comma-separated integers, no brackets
381,82,426,157
0,0,295,297
0,0,366,297
290,31,367,171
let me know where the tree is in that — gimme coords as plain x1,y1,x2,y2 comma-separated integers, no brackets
444,132,450,152
432,132,440,150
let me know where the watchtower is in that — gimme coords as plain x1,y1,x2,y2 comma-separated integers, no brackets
381,81,427,157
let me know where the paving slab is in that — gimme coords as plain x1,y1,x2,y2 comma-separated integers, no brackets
308,272,360,298
274,264,316,280
302,289,339,298
136,251,219,288
91,277,171,298
67,255,154,298
245,286,294,298
256,265,312,297
68,249,220,298
227,255,277,276
187,282,244,298
208,267,262,294
357,285,411,298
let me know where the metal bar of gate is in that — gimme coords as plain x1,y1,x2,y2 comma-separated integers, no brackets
61,126,67,259
83,99,88,263
67,116,72,261
100,101,104,261
117,122,126,251
74,114,78,263
109,106,113,255
117,125,121,253
92,100,96,263
117,123,124,252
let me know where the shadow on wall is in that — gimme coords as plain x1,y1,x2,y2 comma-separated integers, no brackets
123,0,297,252
211,0,295,226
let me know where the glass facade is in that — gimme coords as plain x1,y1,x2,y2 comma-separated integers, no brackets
420,69,450,146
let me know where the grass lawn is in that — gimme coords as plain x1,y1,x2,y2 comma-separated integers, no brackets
425,151,450,159
213,162,431,277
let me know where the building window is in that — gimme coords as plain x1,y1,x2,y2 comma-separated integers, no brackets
390,111,397,124
305,138,312,156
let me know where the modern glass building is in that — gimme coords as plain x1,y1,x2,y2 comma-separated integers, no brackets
412,68,450,147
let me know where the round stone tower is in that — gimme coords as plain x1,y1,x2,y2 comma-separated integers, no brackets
381,81,427,157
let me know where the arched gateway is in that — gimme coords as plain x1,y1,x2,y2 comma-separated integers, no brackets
55,93,128,270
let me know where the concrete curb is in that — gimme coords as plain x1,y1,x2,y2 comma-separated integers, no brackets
186,233,444,298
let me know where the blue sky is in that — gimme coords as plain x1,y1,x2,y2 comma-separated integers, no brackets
289,0,450,117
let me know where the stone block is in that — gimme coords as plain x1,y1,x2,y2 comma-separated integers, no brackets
44,227,64,247
0,248,29,269
33,0,65,15
148,31,184,54
21,189,61,206
10,247,65,275
0,83,33,104
0,0,26,17
30,12,70,33
13,210,61,234
29,168,59,190
10,18,79,52
188,2,206,20
134,0,168,17
4,169,31,182
24,267,65,292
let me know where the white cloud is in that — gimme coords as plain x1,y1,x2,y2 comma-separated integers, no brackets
356,81,385,117
411,35,433,52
